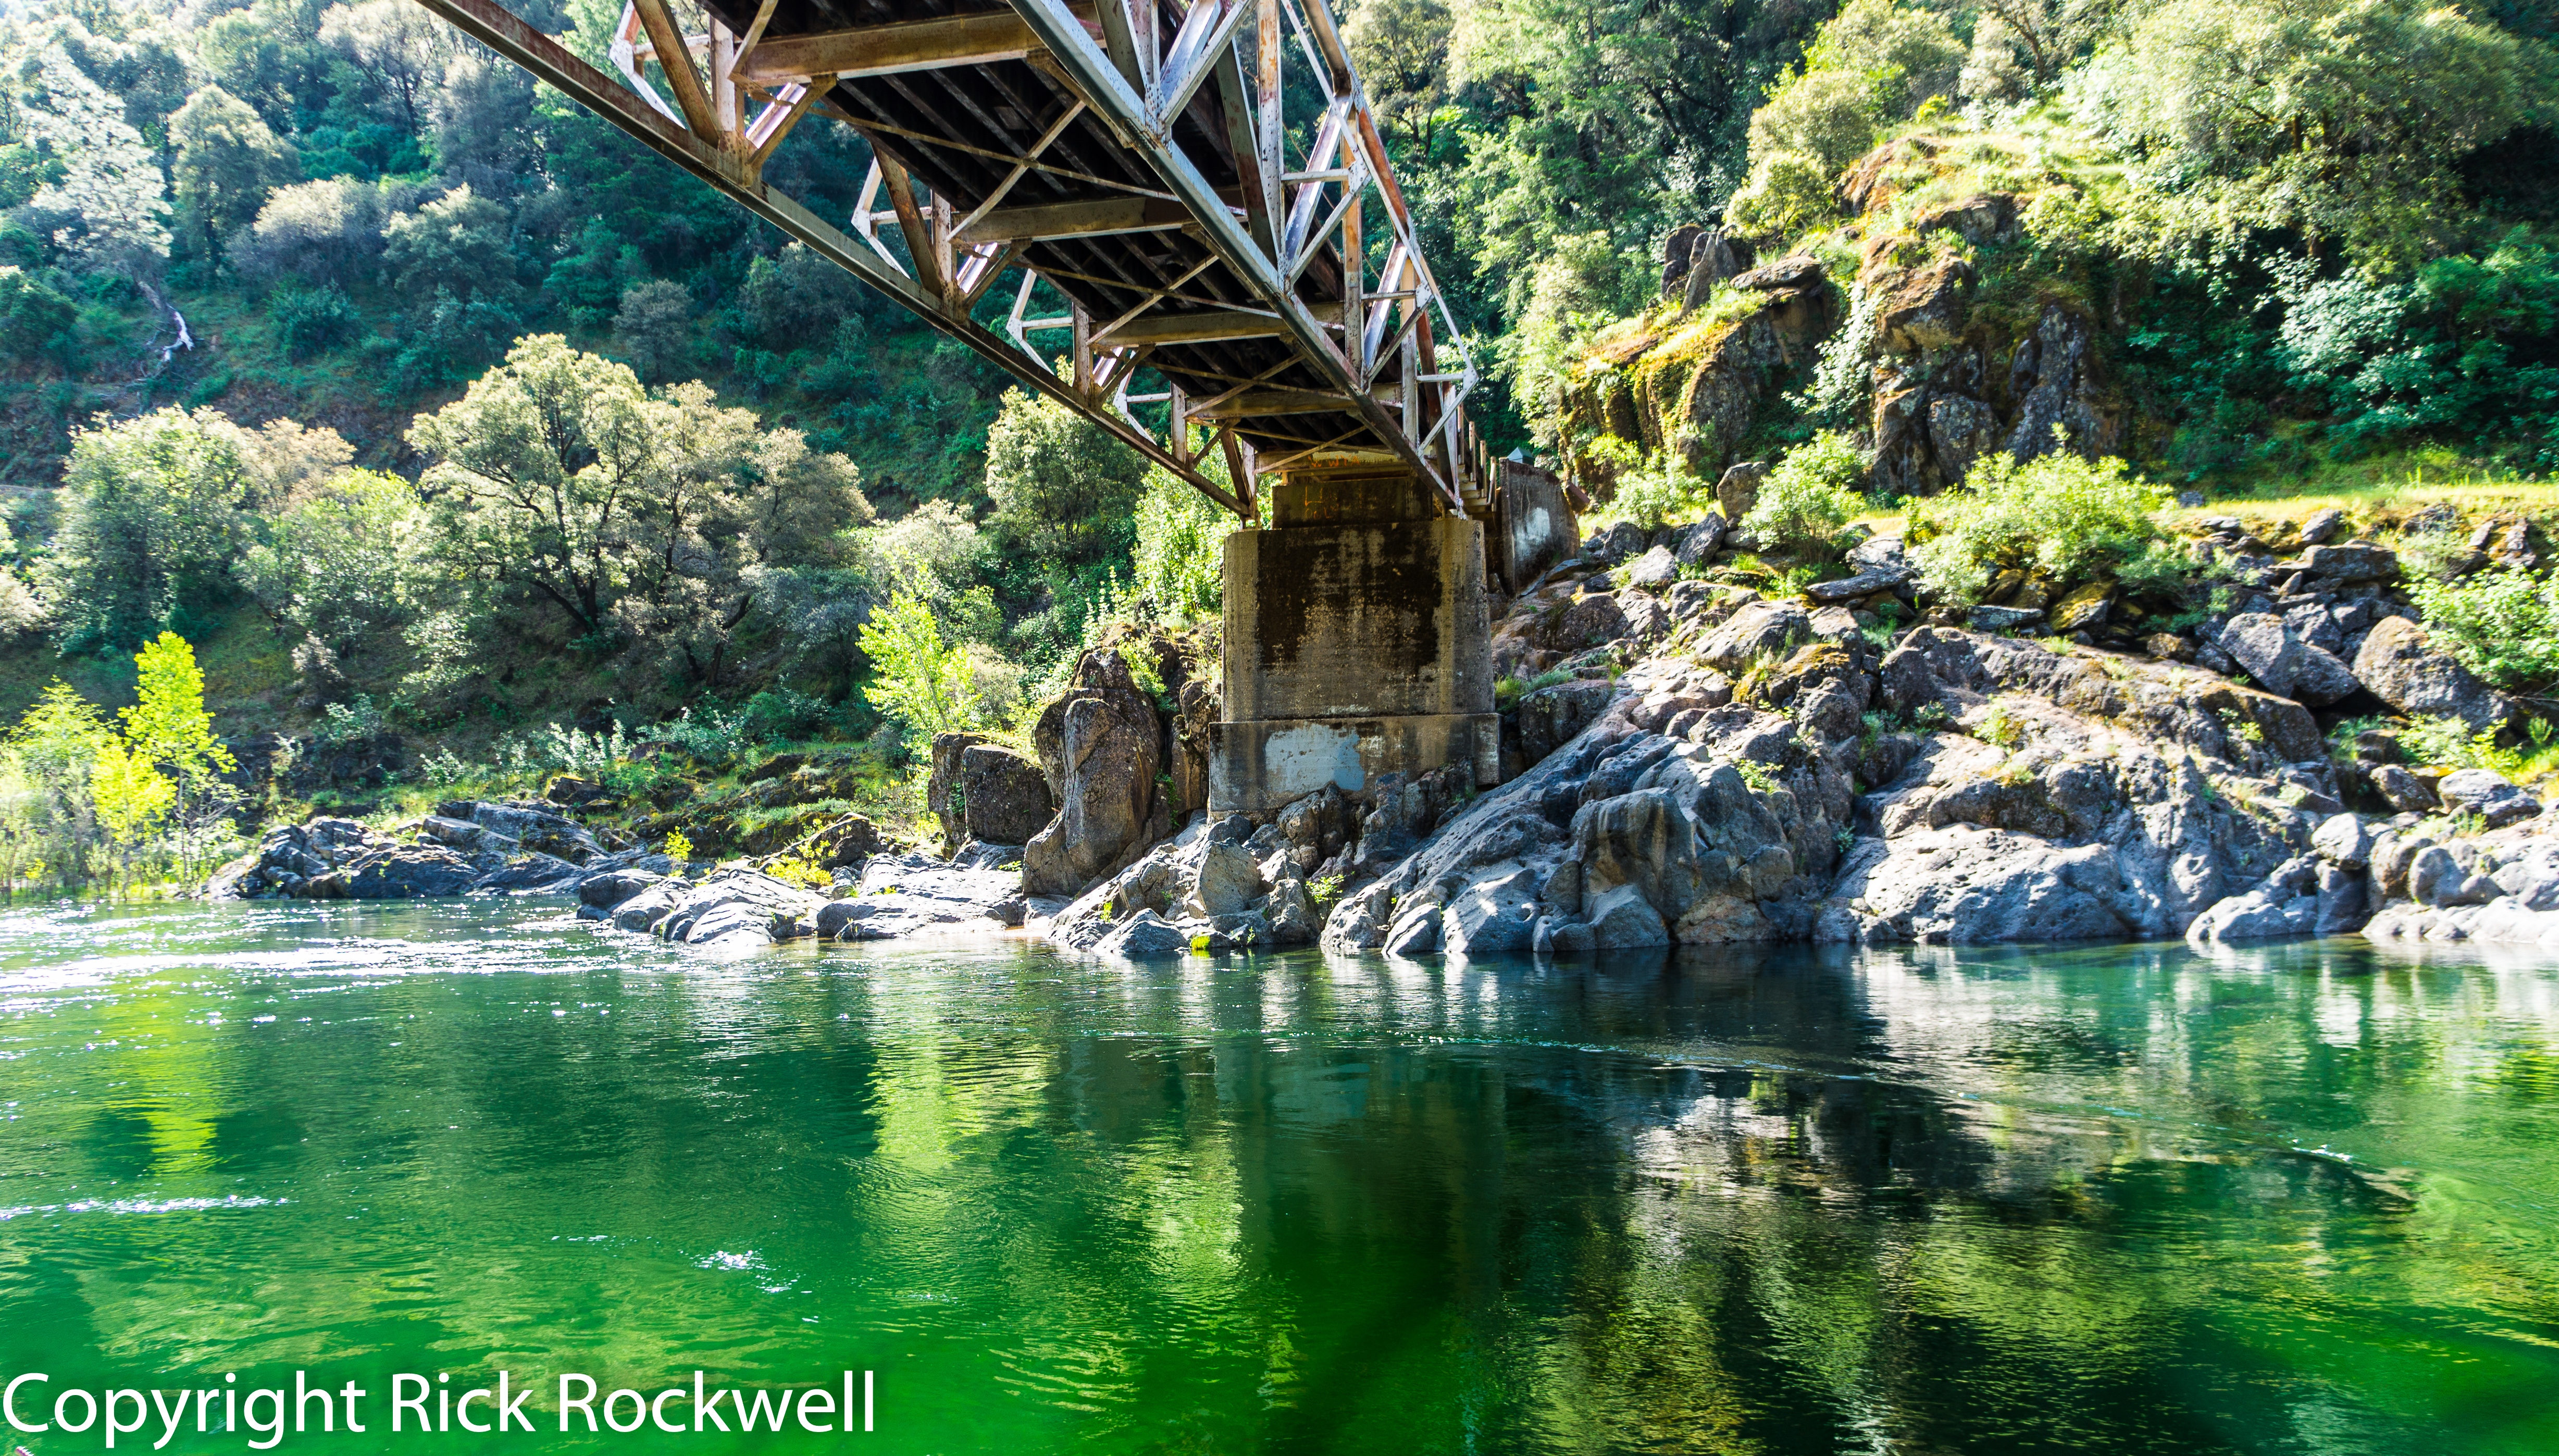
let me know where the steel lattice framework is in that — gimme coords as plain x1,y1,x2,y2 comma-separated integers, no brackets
411,0,1493,519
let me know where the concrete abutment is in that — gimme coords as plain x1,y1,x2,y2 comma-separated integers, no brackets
1210,472,1499,815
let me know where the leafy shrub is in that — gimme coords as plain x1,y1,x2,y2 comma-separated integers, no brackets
1604,451,1710,532
1907,452,2167,603
1744,432,1866,556
643,704,753,766
2398,714,2516,774
314,693,387,744
0,266,76,362
1131,454,1232,623
273,284,362,358
537,721,631,776
1725,150,1840,241
2403,568,2559,695
741,686,833,744
763,854,828,889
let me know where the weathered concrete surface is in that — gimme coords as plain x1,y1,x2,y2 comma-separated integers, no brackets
1214,509,1498,814
1221,516,1494,723
1209,713,1499,814
1487,458,1579,594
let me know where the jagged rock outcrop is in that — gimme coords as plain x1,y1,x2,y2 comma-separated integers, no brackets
1560,257,1838,489
1041,781,1370,956
648,870,828,950
1023,648,1168,897
212,802,606,900
208,807,675,903
816,845,1040,940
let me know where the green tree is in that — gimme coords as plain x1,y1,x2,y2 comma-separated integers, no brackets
121,631,240,883
239,467,433,658
409,334,656,637
983,388,1148,572
91,739,174,893
1345,0,1452,150
0,267,78,363
859,581,982,740
610,382,872,685
612,278,691,381
2079,0,2541,271
47,408,252,651
9,681,118,888
168,84,298,255
413,335,870,676
317,0,453,131
1727,0,1963,238
382,185,516,303
0,748,43,894
1131,445,1236,623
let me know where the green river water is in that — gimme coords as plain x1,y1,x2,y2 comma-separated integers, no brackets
2,898,2555,1454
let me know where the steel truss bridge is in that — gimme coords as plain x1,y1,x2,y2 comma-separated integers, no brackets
413,0,1494,519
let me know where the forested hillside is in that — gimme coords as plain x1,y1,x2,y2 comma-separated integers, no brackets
0,0,2553,890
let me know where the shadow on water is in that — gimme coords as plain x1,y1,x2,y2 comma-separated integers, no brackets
1,901,2556,1453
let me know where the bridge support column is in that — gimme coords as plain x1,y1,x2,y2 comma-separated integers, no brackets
1209,472,1498,817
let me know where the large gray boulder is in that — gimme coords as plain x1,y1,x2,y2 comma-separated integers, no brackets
1694,599,1809,672
1827,827,2153,944
338,844,481,898
1438,865,1542,956
1186,840,1265,917
1620,545,1679,590
2437,769,2541,828
959,743,1056,845
2217,613,2355,706
2186,857,2320,943
2352,617,2513,731
436,799,605,864
653,870,826,949
1023,650,1166,897
611,879,688,932
1574,759,1798,942
1097,910,1191,959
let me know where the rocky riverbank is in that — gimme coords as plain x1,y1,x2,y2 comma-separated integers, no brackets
208,501,2554,960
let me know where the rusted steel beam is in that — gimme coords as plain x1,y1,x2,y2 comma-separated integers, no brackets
735,7,1096,84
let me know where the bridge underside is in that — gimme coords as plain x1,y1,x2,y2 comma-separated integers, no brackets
414,0,1563,817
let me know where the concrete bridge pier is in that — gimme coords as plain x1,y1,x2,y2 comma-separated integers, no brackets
1208,470,1499,816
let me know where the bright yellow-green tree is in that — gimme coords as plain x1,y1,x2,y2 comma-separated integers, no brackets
91,740,175,894
121,632,239,882
859,584,982,741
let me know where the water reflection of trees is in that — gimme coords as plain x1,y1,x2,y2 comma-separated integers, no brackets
7,915,2559,1452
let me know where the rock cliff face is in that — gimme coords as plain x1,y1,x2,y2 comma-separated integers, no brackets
1561,152,2140,507
1560,259,1836,489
